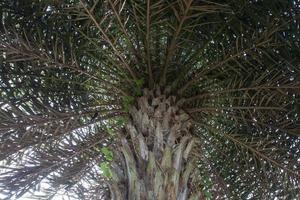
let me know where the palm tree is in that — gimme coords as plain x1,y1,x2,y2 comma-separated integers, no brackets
0,0,299,199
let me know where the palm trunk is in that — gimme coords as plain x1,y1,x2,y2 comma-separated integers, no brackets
108,88,200,200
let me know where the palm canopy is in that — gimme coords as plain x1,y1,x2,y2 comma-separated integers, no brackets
0,0,299,199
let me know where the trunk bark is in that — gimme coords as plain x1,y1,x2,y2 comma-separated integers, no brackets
109,88,200,200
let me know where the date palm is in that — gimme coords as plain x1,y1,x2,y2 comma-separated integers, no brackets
0,0,299,199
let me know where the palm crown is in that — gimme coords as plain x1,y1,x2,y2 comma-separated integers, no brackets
0,0,299,199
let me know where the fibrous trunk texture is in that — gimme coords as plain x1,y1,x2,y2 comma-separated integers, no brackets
109,88,200,200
